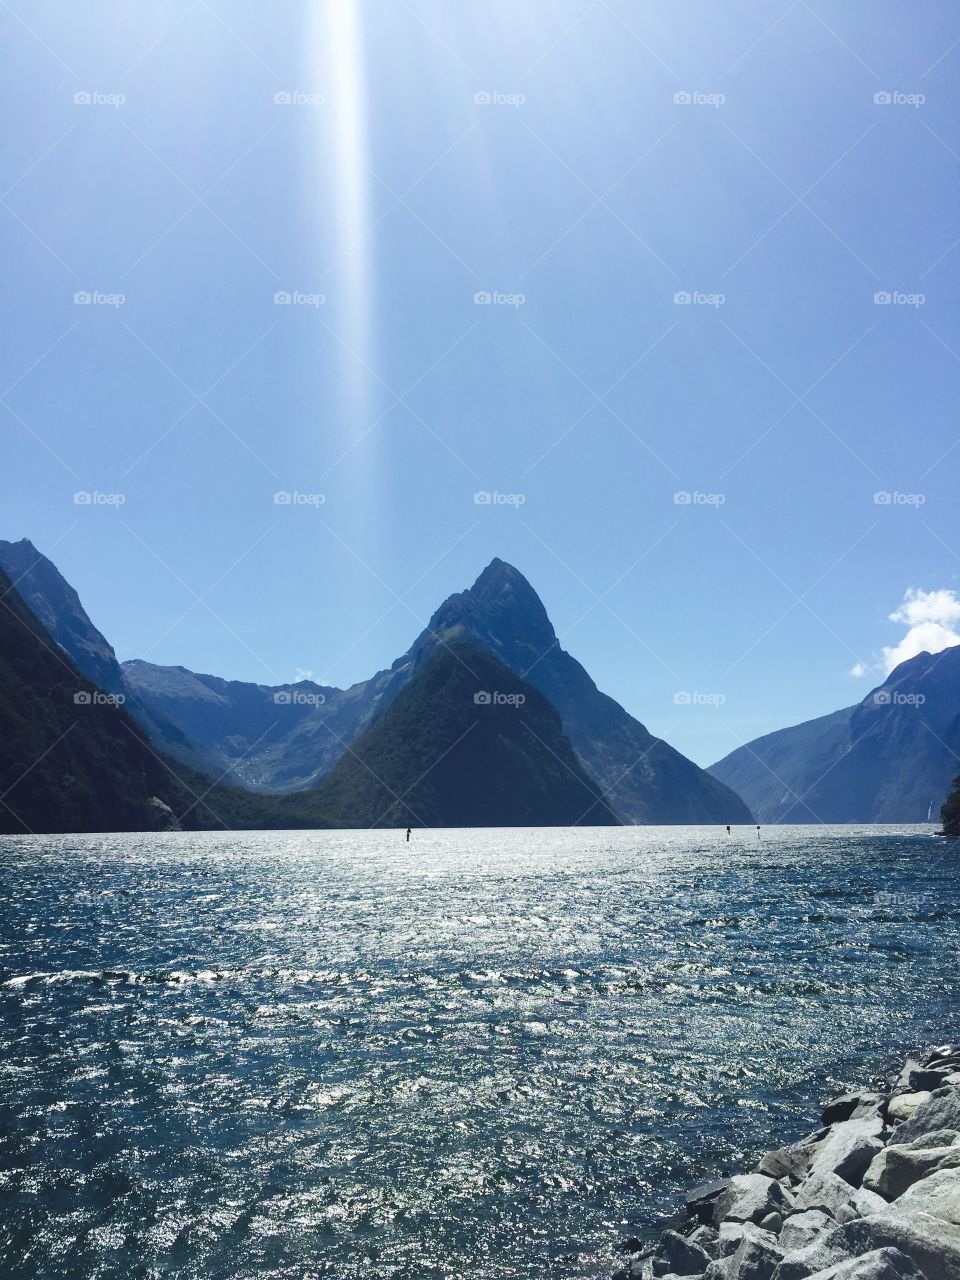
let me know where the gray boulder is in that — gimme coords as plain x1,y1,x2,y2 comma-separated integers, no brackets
889,1094,933,1125
863,1141,960,1200
808,1120,884,1187
893,1087,960,1146
653,1229,715,1276
803,1248,923,1280
758,1143,818,1185
714,1175,794,1226
773,1211,960,1280
822,1093,887,1127
688,1179,732,1224
779,1210,834,1252
896,1167,960,1226
793,1170,886,1223
689,1225,721,1258
720,1223,777,1258
726,1232,784,1280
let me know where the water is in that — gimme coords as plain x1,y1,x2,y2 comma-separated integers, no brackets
0,826,957,1280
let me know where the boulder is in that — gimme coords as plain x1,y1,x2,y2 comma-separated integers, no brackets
758,1144,818,1184
760,1213,784,1234
893,1087,960,1146
653,1229,715,1276
688,1179,732,1224
921,1046,960,1071
888,1094,933,1125
793,1170,885,1224
726,1232,784,1280
714,1175,794,1226
779,1210,834,1252
898,1129,960,1153
803,1248,924,1280
822,1093,887,1127
720,1223,777,1258
688,1225,721,1258
896,1167,960,1227
773,1211,960,1280
808,1120,884,1187
863,1141,960,1200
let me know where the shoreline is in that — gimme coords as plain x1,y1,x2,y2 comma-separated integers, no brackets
613,1044,960,1280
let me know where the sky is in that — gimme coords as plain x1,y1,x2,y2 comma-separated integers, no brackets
2,0,959,767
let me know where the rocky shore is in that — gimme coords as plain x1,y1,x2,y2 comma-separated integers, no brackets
615,1045,960,1280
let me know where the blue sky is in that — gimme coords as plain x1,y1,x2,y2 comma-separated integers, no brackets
2,0,958,766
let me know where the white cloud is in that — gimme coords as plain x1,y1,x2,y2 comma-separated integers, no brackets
881,587,960,674
850,661,868,678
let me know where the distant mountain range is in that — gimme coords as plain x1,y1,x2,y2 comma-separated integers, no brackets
0,539,746,831
709,647,960,823
6,534,955,832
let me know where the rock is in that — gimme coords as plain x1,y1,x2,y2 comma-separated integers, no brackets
896,1167,960,1226
905,1069,953,1094
921,1046,960,1071
726,1232,784,1280
808,1120,884,1187
802,1247,924,1280
653,1229,714,1276
758,1144,818,1184
779,1210,834,1252
863,1140,960,1200
705,1261,734,1280
888,1093,933,1124
687,1179,732,1224
822,1093,886,1127
793,1170,883,1224
773,1212,960,1280
893,1086,960,1146
760,1212,784,1233
714,1174,794,1226
720,1223,776,1258
900,1128,960,1152
688,1226,721,1258
620,1239,647,1254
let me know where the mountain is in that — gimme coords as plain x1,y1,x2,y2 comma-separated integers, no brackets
1,542,750,823
406,560,752,824
0,566,279,834
708,646,960,823
0,539,212,773
0,567,615,832
124,560,751,823
298,640,619,827
0,538,122,691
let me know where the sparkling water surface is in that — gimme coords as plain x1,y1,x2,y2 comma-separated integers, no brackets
1,826,957,1280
